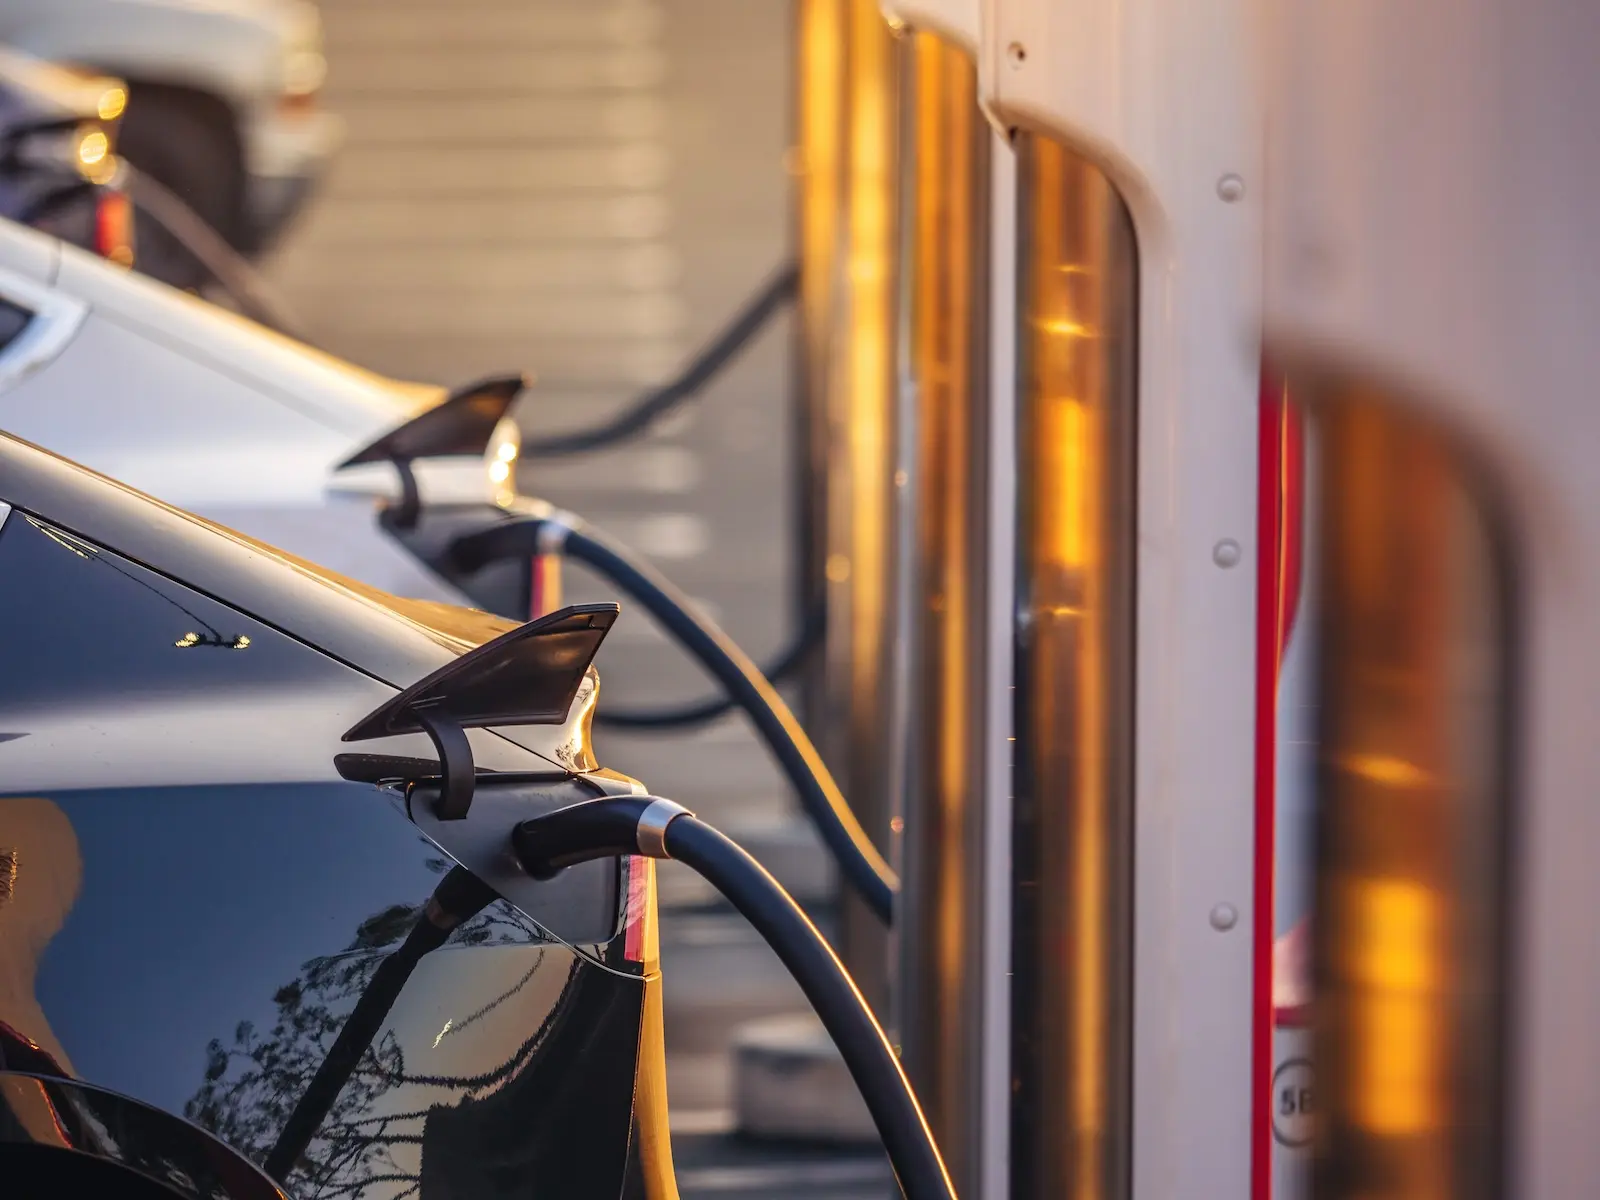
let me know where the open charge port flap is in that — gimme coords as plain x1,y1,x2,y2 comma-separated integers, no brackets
408,776,623,949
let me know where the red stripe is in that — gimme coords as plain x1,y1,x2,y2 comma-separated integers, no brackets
622,857,650,963
1279,404,1305,655
1251,365,1289,1200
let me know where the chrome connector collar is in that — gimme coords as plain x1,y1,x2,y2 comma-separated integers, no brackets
536,509,581,557
635,797,693,860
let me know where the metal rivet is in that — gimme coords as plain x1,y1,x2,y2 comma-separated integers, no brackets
1006,42,1027,67
1210,903,1239,932
1217,173,1245,203
1213,539,1242,568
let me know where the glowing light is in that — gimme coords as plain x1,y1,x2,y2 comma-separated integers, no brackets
97,87,126,122
283,50,327,98
175,632,199,648
232,635,251,650
1037,316,1099,339
1337,877,1442,1133
496,441,519,462
433,1019,453,1048
77,129,108,168
488,460,511,484
1335,752,1434,788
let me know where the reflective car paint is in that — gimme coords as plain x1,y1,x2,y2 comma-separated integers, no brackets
0,442,662,1197
0,219,519,612
0,788,645,1199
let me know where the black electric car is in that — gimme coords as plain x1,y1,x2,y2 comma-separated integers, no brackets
0,431,676,1198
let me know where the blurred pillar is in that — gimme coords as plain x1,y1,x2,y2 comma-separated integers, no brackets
793,0,902,1014
893,27,992,1195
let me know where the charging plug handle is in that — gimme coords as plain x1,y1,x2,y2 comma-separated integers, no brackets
509,798,955,1200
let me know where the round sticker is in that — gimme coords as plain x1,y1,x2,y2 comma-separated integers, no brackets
1271,1057,1314,1148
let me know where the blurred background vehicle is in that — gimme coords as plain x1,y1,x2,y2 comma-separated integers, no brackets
0,0,341,289
0,46,133,269
0,217,524,612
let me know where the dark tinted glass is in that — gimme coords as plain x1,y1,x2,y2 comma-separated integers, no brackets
2,781,640,1199
0,297,32,351
0,511,338,711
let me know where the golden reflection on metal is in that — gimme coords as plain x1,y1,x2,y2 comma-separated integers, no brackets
76,127,108,167
1309,390,1508,1200
801,0,902,1010
97,86,127,122
836,0,898,747
896,30,987,1196
796,0,846,417
556,669,602,774
793,0,845,747
1012,133,1137,1200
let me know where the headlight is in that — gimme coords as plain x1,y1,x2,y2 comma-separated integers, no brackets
74,123,119,186
281,1,329,100
96,84,127,122
13,120,121,186
283,49,327,99
486,417,521,503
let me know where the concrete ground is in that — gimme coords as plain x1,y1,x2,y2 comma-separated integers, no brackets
265,1,885,1194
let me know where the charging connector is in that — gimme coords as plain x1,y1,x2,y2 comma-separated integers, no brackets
452,515,897,924
511,797,955,1200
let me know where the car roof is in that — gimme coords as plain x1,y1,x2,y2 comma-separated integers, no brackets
0,429,511,688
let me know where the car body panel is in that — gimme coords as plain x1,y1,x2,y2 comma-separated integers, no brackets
0,783,647,1199
0,222,516,608
0,0,342,245
0,0,315,103
0,446,657,1196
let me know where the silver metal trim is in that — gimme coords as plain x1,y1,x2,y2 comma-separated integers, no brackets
537,510,579,557
978,131,1016,1200
635,797,692,860
0,266,89,395
0,501,11,537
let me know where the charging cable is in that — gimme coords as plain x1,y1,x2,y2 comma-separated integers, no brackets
451,514,897,923
511,795,955,1200
595,600,823,731
521,262,797,459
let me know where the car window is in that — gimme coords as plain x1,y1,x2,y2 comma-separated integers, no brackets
0,509,345,711
3,782,638,1200
0,297,32,353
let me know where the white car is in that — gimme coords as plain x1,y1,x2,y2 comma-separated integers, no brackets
0,0,342,287
0,216,533,615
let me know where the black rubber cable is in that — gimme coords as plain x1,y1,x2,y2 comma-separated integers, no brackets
120,165,306,339
521,260,798,459
451,517,897,923
510,800,955,1200
594,600,823,730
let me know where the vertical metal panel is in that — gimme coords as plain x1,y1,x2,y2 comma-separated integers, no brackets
894,27,990,1197
1010,131,1138,1200
817,0,902,1007
792,0,904,1006
1307,387,1511,1200
793,0,847,732
979,131,1019,1200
